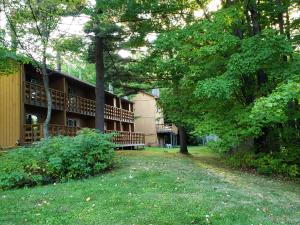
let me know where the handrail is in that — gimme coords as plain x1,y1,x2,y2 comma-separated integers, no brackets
105,130,145,145
24,81,134,122
24,124,145,146
156,124,177,133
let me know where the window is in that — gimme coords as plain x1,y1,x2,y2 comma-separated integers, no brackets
67,119,78,127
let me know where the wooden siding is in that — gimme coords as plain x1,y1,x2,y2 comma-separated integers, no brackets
132,92,160,146
132,92,178,147
0,66,22,148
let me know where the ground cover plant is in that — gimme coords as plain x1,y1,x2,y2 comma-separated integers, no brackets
0,129,115,190
0,147,299,225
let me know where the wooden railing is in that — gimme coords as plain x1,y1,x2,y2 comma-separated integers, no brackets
121,109,134,123
67,95,96,116
105,104,121,121
24,124,43,143
48,124,80,137
24,124,80,143
24,81,134,122
24,124,145,146
24,81,65,110
105,130,145,146
156,124,178,133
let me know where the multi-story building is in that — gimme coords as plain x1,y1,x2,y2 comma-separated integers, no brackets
132,91,178,147
0,63,145,149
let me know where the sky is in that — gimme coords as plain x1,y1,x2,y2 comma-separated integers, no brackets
1,0,298,59
0,0,221,58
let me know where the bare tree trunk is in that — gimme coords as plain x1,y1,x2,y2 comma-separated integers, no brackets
248,0,261,35
56,51,61,72
286,10,291,39
8,9,17,52
41,53,52,138
276,0,284,34
179,126,188,154
95,35,105,132
9,24,17,52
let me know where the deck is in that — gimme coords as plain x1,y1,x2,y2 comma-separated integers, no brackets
24,81,134,123
23,124,145,147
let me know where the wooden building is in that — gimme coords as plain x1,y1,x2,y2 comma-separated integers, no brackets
0,63,145,149
132,91,178,147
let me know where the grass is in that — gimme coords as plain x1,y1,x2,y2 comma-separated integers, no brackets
0,146,299,225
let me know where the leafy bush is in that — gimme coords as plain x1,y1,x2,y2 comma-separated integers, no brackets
0,129,116,190
227,147,300,177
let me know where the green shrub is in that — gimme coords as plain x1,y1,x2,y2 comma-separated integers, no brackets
0,129,116,190
227,148,299,177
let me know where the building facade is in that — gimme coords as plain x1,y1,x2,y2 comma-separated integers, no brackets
132,91,178,147
0,63,145,149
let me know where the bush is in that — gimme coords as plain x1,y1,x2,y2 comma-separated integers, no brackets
0,129,116,190
227,147,299,177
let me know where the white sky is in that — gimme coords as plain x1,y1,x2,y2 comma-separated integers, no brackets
56,16,90,37
0,0,221,58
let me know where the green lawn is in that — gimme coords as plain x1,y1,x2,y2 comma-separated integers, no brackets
0,147,299,225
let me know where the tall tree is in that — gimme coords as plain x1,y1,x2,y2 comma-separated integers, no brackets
84,0,125,131
133,0,300,158
117,0,205,153
94,0,105,132
1,0,85,138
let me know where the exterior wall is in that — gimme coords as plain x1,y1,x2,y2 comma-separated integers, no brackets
0,65,22,148
66,112,95,128
0,62,142,148
132,92,162,146
25,105,66,126
155,106,164,125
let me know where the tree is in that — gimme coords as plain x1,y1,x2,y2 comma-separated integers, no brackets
83,0,123,131
1,0,85,138
115,0,205,153
133,0,300,158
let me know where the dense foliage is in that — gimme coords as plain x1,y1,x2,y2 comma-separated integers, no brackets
1,0,299,176
126,1,300,175
0,129,116,190
227,147,300,177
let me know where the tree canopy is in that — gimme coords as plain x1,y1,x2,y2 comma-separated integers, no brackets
0,0,299,173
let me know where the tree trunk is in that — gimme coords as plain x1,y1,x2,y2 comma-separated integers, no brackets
95,35,105,132
9,26,17,52
248,0,261,36
286,10,291,40
8,9,17,52
276,0,285,35
246,0,274,152
179,126,188,154
41,54,52,139
56,51,62,72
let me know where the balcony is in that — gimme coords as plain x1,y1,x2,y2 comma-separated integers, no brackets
24,81,134,123
23,124,145,146
67,95,96,116
156,124,178,134
24,81,65,110
105,130,145,146
24,124,80,143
